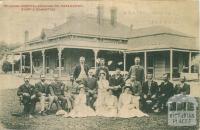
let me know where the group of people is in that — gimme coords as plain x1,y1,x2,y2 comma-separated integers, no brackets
17,56,190,118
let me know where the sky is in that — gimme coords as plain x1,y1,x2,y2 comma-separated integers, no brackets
0,0,199,45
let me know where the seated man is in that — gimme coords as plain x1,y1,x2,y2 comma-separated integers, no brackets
48,74,72,114
109,68,125,98
156,74,174,112
85,69,98,109
140,73,159,113
34,74,54,115
126,74,142,96
17,75,36,118
174,76,190,95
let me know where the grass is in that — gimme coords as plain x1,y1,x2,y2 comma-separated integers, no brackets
0,89,199,130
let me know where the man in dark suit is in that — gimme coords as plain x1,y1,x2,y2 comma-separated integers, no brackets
109,68,125,98
140,73,159,112
73,56,89,80
17,75,36,118
174,76,190,95
96,58,109,80
49,74,72,114
127,57,144,84
34,74,54,115
85,69,98,109
156,74,174,112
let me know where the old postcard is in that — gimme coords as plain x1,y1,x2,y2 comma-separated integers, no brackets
0,0,199,130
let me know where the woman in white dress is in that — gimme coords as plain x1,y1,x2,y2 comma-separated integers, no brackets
102,88,118,117
118,85,149,118
95,70,110,116
64,84,96,118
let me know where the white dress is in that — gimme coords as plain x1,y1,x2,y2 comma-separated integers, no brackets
64,93,96,118
118,93,149,118
102,94,118,117
95,79,109,116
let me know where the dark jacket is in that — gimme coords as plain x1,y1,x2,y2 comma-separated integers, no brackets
174,83,190,95
35,81,49,96
142,80,159,97
85,77,98,94
73,64,89,79
49,81,65,96
128,65,144,83
109,74,125,97
96,66,109,80
159,81,174,98
17,83,35,104
17,83,35,96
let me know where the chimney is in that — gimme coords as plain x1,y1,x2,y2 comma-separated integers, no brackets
110,7,117,26
97,5,104,24
24,30,29,43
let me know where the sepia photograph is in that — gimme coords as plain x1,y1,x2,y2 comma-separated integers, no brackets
0,0,199,129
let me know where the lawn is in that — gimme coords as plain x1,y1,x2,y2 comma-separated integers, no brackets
0,89,199,130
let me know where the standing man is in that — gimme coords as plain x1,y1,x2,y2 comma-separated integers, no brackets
49,74,72,114
126,74,142,96
127,57,144,84
17,75,36,118
174,76,190,95
109,68,125,98
156,74,174,112
73,56,90,81
34,74,54,115
85,69,98,109
140,73,159,113
96,58,109,80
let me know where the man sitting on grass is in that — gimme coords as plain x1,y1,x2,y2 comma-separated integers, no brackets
48,74,72,115
140,73,159,113
34,74,54,115
17,75,36,118
155,74,174,113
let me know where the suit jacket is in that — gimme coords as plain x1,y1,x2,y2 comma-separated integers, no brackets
73,64,89,79
174,83,190,95
142,80,159,97
49,81,65,96
109,74,125,96
95,66,109,80
159,81,174,98
17,83,35,104
17,83,35,96
35,81,49,96
128,65,144,83
85,77,98,92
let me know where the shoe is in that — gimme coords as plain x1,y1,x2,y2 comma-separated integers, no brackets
41,111,47,116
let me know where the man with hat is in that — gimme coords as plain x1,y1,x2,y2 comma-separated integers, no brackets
34,74,54,115
109,68,125,98
140,73,159,113
73,56,89,81
127,57,144,84
48,74,72,113
17,75,36,118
